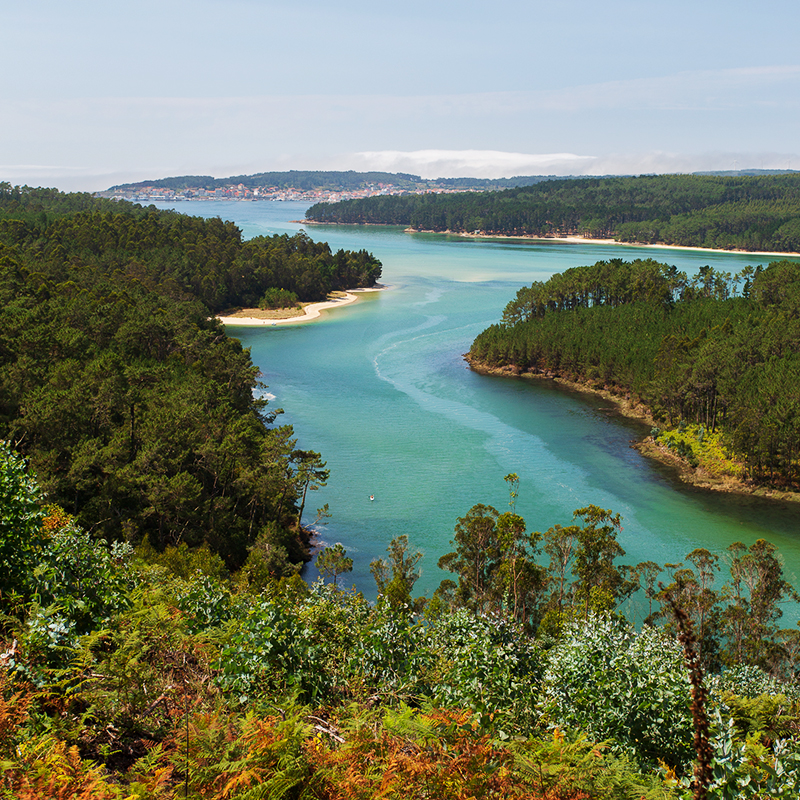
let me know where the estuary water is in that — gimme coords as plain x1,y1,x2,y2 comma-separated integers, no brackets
155,200,800,617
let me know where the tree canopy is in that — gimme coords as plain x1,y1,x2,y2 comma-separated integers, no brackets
0,184,381,570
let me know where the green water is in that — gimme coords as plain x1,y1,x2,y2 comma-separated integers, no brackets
155,200,800,618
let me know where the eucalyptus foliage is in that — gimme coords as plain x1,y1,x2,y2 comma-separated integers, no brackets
427,608,544,735
541,616,694,767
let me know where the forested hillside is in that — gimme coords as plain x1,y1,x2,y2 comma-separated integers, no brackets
307,173,800,253
0,183,380,570
468,257,800,488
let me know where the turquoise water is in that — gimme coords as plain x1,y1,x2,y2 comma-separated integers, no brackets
155,200,800,619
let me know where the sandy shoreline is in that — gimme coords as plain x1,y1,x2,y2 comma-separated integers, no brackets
217,285,387,327
304,219,800,259
425,229,800,259
304,218,800,258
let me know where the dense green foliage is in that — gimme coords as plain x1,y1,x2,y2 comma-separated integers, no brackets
1,184,381,311
307,173,800,253
0,443,45,595
0,184,380,569
5,182,800,797
469,257,800,487
541,619,693,765
4,458,800,797
434,499,799,676
259,287,299,309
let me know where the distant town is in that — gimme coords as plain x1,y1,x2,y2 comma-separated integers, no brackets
96,181,477,204
94,169,575,204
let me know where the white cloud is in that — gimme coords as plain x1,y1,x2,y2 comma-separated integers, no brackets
583,151,800,176
348,150,596,179
335,149,800,181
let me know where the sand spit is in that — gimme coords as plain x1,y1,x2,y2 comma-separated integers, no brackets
217,285,387,327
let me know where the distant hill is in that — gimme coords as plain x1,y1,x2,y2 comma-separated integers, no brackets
106,168,800,195
694,168,800,177
105,170,581,194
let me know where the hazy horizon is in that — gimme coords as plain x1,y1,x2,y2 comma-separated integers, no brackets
3,1,799,192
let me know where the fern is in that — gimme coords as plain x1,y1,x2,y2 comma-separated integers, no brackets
6,733,121,800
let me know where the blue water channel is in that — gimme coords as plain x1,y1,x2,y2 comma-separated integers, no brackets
154,199,800,621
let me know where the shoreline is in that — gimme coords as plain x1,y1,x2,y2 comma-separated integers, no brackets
418,228,800,259
217,285,387,327
303,219,800,259
464,356,800,504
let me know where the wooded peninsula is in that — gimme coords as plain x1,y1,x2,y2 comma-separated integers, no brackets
306,173,800,253
0,183,380,575
468,257,800,496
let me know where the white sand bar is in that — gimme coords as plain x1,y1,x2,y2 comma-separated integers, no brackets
217,286,387,327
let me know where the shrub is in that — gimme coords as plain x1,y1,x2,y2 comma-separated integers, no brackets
139,539,228,581
17,516,137,679
346,604,429,701
427,608,544,735
29,518,135,634
0,441,45,597
540,616,693,768
713,664,800,702
173,573,234,634
215,596,331,704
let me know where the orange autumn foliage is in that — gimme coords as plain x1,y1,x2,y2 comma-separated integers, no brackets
305,708,593,800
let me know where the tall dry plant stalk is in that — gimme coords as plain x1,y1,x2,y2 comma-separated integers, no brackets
664,588,713,800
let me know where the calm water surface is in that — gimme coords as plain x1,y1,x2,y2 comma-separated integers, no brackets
155,200,800,619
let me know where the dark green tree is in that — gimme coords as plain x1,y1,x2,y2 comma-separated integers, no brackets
291,450,329,526
570,506,631,618
542,523,580,621
631,560,663,625
721,538,800,669
438,504,503,615
371,535,423,611
658,549,722,670
495,511,547,629
315,543,353,587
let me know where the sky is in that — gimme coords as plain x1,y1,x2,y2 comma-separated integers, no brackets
2,0,800,191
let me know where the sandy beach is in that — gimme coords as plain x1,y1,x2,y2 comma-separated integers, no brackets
217,285,387,327
426,229,800,259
